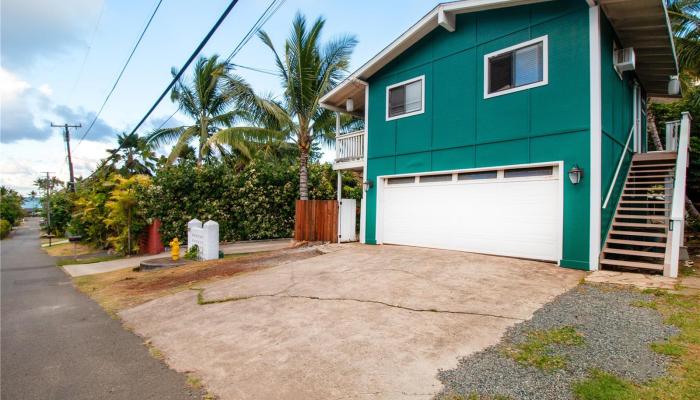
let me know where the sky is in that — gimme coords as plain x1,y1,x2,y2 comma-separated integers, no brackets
0,0,431,195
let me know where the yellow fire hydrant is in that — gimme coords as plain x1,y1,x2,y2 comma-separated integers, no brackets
170,238,180,261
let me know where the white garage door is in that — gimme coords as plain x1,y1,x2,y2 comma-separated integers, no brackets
378,165,562,261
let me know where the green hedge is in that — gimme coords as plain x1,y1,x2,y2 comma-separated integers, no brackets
142,159,361,244
0,219,11,239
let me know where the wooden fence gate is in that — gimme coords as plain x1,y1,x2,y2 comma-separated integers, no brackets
294,200,338,243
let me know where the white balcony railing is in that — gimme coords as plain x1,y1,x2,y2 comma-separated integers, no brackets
335,130,365,163
665,112,692,278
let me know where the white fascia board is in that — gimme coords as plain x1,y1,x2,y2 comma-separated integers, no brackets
320,0,553,105
589,5,602,271
438,8,456,32
661,0,680,75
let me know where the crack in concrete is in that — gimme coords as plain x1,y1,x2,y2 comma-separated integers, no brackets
191,288,525,321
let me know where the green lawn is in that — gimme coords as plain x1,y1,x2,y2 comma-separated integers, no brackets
56,255,122,266
573,281,700,400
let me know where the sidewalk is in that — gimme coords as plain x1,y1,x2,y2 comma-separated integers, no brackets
62,239,293,277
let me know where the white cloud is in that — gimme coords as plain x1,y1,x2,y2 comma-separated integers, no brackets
38,84,53,97
1,0,104,69
0,67,120,143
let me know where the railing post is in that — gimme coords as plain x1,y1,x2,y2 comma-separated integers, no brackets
666,112,692,278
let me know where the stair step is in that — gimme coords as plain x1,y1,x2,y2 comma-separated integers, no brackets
609,230,667,238
600,258,665,271
627,174,674,179
630,164,675,173
618,207,670,212
613,222,667,229
616,214,668,220
621,193,669,197
606,238,666,247
619,200,671,204
625,181,672,186
624,189,668,192
603,248,665,258
632,152,677,161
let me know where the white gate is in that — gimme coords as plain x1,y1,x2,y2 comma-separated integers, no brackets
339,198,357,242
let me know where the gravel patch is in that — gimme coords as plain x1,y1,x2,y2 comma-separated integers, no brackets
436,284,679,400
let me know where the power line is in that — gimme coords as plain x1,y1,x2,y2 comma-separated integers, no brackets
67,1,106,103
224,0,286,63
231,63,278,76
84,0,281,180
126,0,242,137
77,0,165,146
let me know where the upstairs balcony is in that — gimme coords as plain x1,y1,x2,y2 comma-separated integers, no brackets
334,129,365,170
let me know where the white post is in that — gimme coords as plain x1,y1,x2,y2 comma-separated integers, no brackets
337,171,342,242
187,219,202,250
202,220,219,260
666,112,692,278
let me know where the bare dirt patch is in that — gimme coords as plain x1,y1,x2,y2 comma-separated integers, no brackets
73,247,322,316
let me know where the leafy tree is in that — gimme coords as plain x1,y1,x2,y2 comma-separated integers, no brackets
104,174,151,255
40,190,73,236
147,55,282,166
667,0,700,93
257,13,357,200
0,186,23,226
647,0,700,219
105,132,157,176
34,176,64,193
69,176,114,248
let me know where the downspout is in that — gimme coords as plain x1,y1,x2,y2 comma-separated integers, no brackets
356,79,369,245
336,112,343,243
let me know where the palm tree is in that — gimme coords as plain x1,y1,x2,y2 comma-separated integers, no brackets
105,132,157,176
256,13,357,200
667,0,700,85
147,55,282,166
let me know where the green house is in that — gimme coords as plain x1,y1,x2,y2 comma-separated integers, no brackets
321,0,691,277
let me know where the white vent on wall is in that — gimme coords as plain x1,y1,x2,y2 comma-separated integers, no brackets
614,47,636,72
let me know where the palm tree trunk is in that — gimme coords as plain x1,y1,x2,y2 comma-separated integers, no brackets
647,109,664,151
127,208,132,255
299,147,309,200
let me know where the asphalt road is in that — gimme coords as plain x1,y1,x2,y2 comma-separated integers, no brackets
1,218,201,399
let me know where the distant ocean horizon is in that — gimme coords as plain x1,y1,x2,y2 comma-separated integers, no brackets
22,198,42,210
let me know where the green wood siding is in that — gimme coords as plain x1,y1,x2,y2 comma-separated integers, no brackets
600,12,637,243
364,0,591,269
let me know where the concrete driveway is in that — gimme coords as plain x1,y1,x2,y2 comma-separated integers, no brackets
120,244,585,400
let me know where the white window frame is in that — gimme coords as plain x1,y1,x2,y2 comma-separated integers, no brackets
483,35,549,99
385,75,425,121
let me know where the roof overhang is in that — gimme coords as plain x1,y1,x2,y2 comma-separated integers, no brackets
322,0,680,110
599,0,679,97
320,0,552,111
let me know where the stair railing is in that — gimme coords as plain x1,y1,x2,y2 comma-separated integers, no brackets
665,112,692,278
603,125,635,209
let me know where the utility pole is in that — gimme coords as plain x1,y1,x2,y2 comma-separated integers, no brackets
51,123,81,192
40,172,54,246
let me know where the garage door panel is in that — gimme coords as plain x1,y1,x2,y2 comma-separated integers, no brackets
380,174,561,261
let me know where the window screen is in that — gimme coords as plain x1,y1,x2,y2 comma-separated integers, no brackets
458,171,498,181
488,41,544,95
388,79,423,118
387,177,415,185
503,166,552,178
420,174,452,183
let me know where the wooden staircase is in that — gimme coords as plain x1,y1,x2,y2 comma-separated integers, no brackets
600,152,677,274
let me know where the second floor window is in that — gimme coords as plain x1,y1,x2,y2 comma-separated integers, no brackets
485,36,548,98
386,76,424,120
